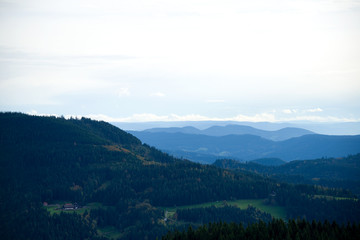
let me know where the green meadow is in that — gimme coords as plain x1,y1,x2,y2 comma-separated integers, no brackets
44,202,105,215
164,199,287,220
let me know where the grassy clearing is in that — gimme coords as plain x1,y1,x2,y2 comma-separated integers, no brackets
163,199,287,220
44,202,105,215
228,199,287,219
45,202,122,239
45,204,61,215
97,226,123,240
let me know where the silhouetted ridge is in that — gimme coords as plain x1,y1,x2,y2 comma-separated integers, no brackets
135,124,314,141
0,112,141,147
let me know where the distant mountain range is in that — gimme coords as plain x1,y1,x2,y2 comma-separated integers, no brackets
113,121,360,135
140,125,314,141
129,125,360,163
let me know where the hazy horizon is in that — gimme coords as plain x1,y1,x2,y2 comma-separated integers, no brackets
1,0,360,125
111,120,360,135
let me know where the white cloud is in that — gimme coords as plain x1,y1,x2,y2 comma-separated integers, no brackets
282,108,323,114
306,108,323,113
82,113,216,122
279,115,360,123
25,111,360,123
0,72,116,106
150,92,165,97
1,0,359,121
27,110,58,117
0,47,134,67
206,99,225,103
119,113,171,122
86,112,278,123
231,113,277,122
86,112,360,123
118,88,130,97
282,109,296,114
168,114,213,121
81,114,122,122
119,113,211,122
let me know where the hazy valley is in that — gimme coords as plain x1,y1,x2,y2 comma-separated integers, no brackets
129,126,360,164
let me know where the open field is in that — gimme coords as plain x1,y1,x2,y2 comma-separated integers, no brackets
44,202,105,215
97,226,123,240
44,202,123,238
164,198,287,220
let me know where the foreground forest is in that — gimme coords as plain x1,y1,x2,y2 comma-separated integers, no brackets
163,219,360,240
0,113,359,239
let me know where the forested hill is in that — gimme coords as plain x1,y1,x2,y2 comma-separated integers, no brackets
1,112,360,240
214,155,360,181
0,112,141,148
213,154,360,195
0,113,282,239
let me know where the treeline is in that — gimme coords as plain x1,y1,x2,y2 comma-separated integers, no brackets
162,219,360,240
89,201,167,239
213,154,360,195
272,183,360,224
176,206,272,225
93,161,279,207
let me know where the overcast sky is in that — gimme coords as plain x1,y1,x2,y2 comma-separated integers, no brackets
1,0,360,123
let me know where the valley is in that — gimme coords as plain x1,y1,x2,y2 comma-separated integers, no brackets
129,127,360,163
163,199,287,220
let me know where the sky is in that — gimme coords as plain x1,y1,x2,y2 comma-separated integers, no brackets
1,0,360,123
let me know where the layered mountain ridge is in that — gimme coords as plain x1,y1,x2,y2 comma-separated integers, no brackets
130,129,360,163
138,124,314,141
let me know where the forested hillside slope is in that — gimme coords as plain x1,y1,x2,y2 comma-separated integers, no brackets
214,154,360,195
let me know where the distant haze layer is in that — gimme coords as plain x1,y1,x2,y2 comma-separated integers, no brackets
113,121,360,135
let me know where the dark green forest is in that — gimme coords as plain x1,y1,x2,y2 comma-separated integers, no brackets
213,154,360,195
1,113,360,239
162,219,360,240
